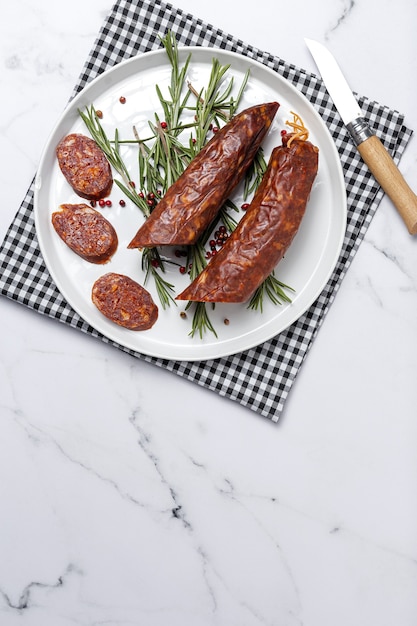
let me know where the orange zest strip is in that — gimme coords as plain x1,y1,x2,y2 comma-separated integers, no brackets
285,111,309,147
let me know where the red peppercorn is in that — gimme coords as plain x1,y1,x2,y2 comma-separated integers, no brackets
281,129,287,136
212,126,219,133
160,121,168,129
95,110,103,119
105,200,112,207
119,96,126,104
129,181,136,188
98,199,105,207
151,259,159,268
179,266,186,274
119,199,126,207
241,203,250,210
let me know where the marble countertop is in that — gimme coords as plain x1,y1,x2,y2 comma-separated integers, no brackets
1,0,416,624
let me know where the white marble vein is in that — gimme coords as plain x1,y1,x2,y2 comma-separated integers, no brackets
1,0,417,624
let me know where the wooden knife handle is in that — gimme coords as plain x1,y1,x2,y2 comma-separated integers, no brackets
357,135,417,235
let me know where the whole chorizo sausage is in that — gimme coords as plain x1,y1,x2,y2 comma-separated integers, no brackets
56,133,113,201
51,203,118,264
92,273,158,331
127,102,279,248
176,136,319,303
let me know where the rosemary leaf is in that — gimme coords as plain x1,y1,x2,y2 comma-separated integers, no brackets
247,273,294,313
231,69,250,115
187,302,218,339
243,147,267,199
141,248,176,309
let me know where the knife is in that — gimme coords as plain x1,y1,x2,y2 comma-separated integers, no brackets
305,38,417,235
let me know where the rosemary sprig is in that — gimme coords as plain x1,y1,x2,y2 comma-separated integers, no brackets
243,147,267,199
191,61,250,150
78,106,132,190
184,240,218,339
188,302,218,339
247,273,294,312
219,201,240,233
158,32,193,136
141,248,176,309
138,32,193,194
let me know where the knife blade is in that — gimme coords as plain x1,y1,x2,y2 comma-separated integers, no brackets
305,38,417,235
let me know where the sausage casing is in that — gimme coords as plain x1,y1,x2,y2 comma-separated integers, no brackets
56,133,113,201
92,273,158,331
176,136,319,303
127,102,279,248
51,203,118,264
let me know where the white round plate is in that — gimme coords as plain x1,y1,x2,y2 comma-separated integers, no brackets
34,47,347,361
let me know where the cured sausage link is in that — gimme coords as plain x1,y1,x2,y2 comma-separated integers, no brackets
127,102,279,248
176,137,319,303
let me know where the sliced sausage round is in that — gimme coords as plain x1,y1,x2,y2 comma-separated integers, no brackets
91,273,158,331
51,203,118,264
56,133,113,201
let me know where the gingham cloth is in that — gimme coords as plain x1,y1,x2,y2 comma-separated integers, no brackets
0,0,412,421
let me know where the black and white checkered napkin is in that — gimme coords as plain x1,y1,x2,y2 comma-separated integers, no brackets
0,0,413,421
